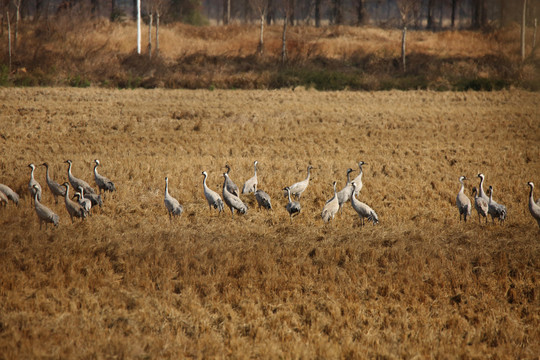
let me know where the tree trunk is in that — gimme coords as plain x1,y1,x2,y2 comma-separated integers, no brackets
281,14,287,64
111,0,116,21
472,0,480,29
15,0,20,51
266,0,274,24
332,0,343,25
148,13,152,59
451,0,457,29
132,0,137,19
533,18,537,50
289,0,295,25
258,12,264,55
356,0,365,25
156,11,160,56
402,26,407,72
522,0,527,61
7,8,11,72
315,0,320,27
137,0,141,54
427,0,434,30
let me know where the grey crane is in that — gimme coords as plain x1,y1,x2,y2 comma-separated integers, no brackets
65,160,96,195
456,176,472,222
487,186,507,224
337,168,355,214
224,164,240,197
0,184,19,205
351,161,366,196
477,173,489,202
350,182,379,226
28,163,42,205
321,181,339,223
527,182,540,228
254,184,272,211
222,172,248,218
42,162,66,204
32,184,59,229
77,186,93,214
242,160,258,194
94,159,116,196
283,186,301,223
202,171,224,214
471,187,489,224
164,177,184,221
284,165,313,200
62,182,87,223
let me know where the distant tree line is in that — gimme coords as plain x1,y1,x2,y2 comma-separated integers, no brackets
1,0,538,30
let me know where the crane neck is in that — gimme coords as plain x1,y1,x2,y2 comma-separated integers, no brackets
202,173,207,187
530,185,535,206
64,184,70,199
165,179,169,197
287,189,292,202
30,166,35,180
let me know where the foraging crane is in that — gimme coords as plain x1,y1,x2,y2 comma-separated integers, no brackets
224,164,240,197
28,163,42,205
283,186,301,223
487,186,507,224
42,162,66,204
527,182,540,228
222,172,248,218
164,177,184,221
351,161,366,196
337,168,355,214
94,159,116,196
62,182,87,223
456,176,472,222
77,186,92,214
65,160,96,195
32,184,59,229
284,165,313,200
254,184,272,211
471,187,488,224
201,171,224,214
0,184,19,205
242,160,258,194
350,182,379,226
321,181,339,223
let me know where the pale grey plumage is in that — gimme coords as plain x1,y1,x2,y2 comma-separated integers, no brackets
456,176,472,222
202,171,224,213
32,184,59,229
477,173,489,202
284,186,301,223
488,185,507,224
254,184,272,211
65,160,96,195
284,165,313,200
0,184,19,205
28,163,42,204
84,192,103,207
164,177,184,220
94,159,116,195
77,186,92,214
527,182,540,228
350,182,379,226
224,164,240,197
351,161,366,196
222,173,248,218
42,162,66,204
242,160,258,194
62,182,87,223
472,186,488,224
337,168,355,214
321,181,339,223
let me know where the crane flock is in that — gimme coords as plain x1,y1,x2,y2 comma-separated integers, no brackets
0,159,538,230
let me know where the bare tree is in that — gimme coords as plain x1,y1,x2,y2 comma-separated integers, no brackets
251,0,269,54
282,9,288,64
354,0,367,25
314,0,321,27
14,0,20,50
397,0,421,72
427,0,435,29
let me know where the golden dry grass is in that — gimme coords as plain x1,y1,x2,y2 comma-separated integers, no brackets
0,87,539,358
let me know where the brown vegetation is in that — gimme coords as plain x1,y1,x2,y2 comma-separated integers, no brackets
1,19,539,90
0,88,539,358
